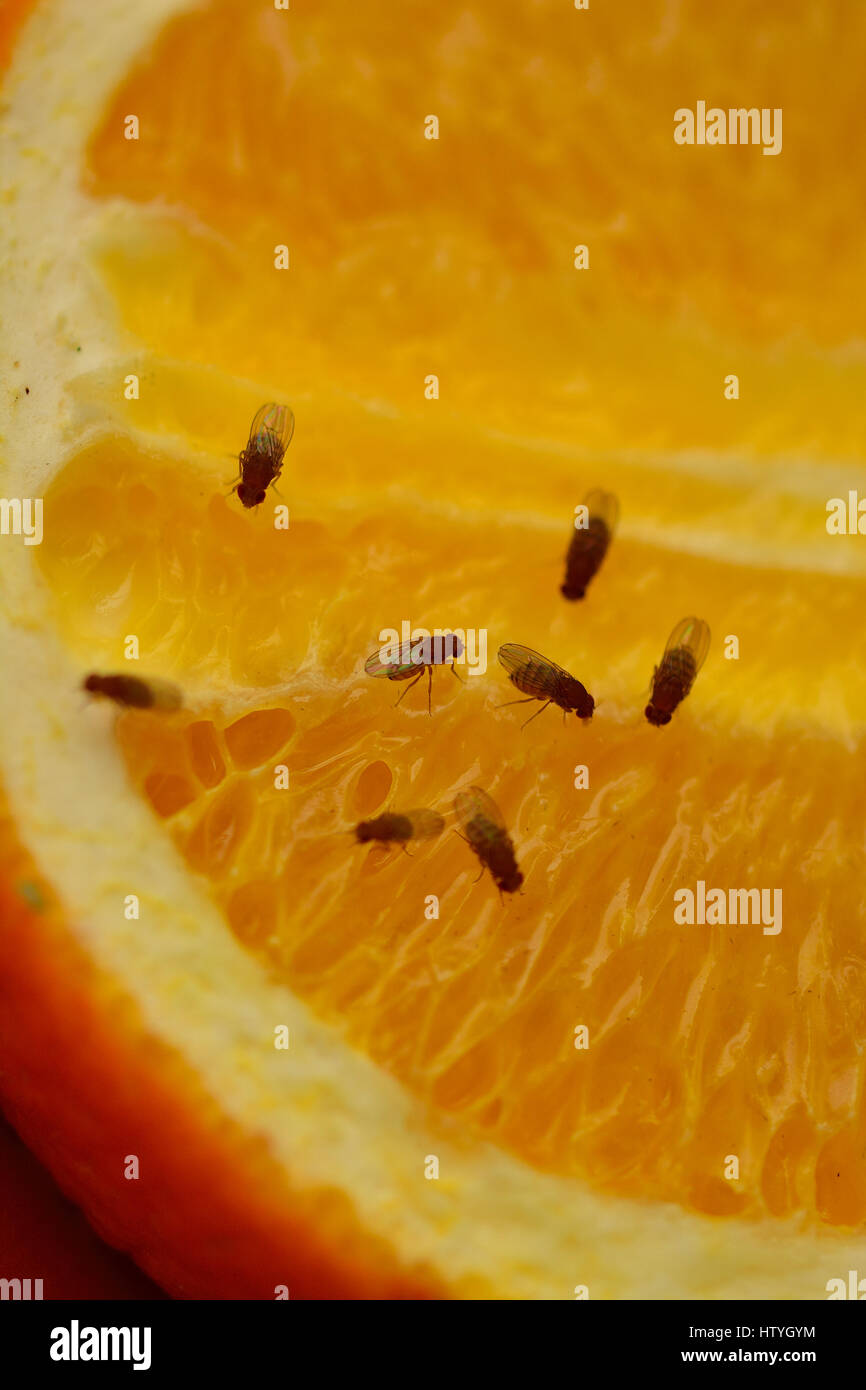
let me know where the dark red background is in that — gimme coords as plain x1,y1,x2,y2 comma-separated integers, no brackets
0,1106,166,1299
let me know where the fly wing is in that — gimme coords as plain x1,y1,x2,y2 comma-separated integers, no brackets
404,809,446,840
364,639,426,678
142,677,184,710
364,649,402,678
583,488,620,532
247,402,295,458
454,786,506,831
665,616,711,671
497,643,569,698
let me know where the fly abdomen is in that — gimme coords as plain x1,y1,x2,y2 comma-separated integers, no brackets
561,489,619,601
646,656,694,726
356,813,414,844
507,653,556,699
661,646,698,693
561,517,612,600
355,809,444,845
83,673,183,710
465,811,499,853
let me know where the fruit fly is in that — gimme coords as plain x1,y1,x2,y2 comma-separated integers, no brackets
355,809,445,850
454,786,523,895
364,633,464,714
232,402,294,508
561,488,619,600
83,673,183,710
497,643,594,727
644,616,710,726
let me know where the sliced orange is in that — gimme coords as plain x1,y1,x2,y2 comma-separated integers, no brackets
1,0,865,1298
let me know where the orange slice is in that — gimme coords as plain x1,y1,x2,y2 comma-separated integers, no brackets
1,0,865,1299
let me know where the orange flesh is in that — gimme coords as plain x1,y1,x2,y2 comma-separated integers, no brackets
38,437,866,1224
30,0,866,1226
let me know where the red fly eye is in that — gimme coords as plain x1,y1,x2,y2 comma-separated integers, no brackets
257,490,266,504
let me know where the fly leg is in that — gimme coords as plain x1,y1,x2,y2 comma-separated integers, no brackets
452,830,484,882
393,669,424,708
225,450,245,496
225,448,245,468
450,828,483,884
520,700,552,730
496,696,537,709
427,664,432,715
